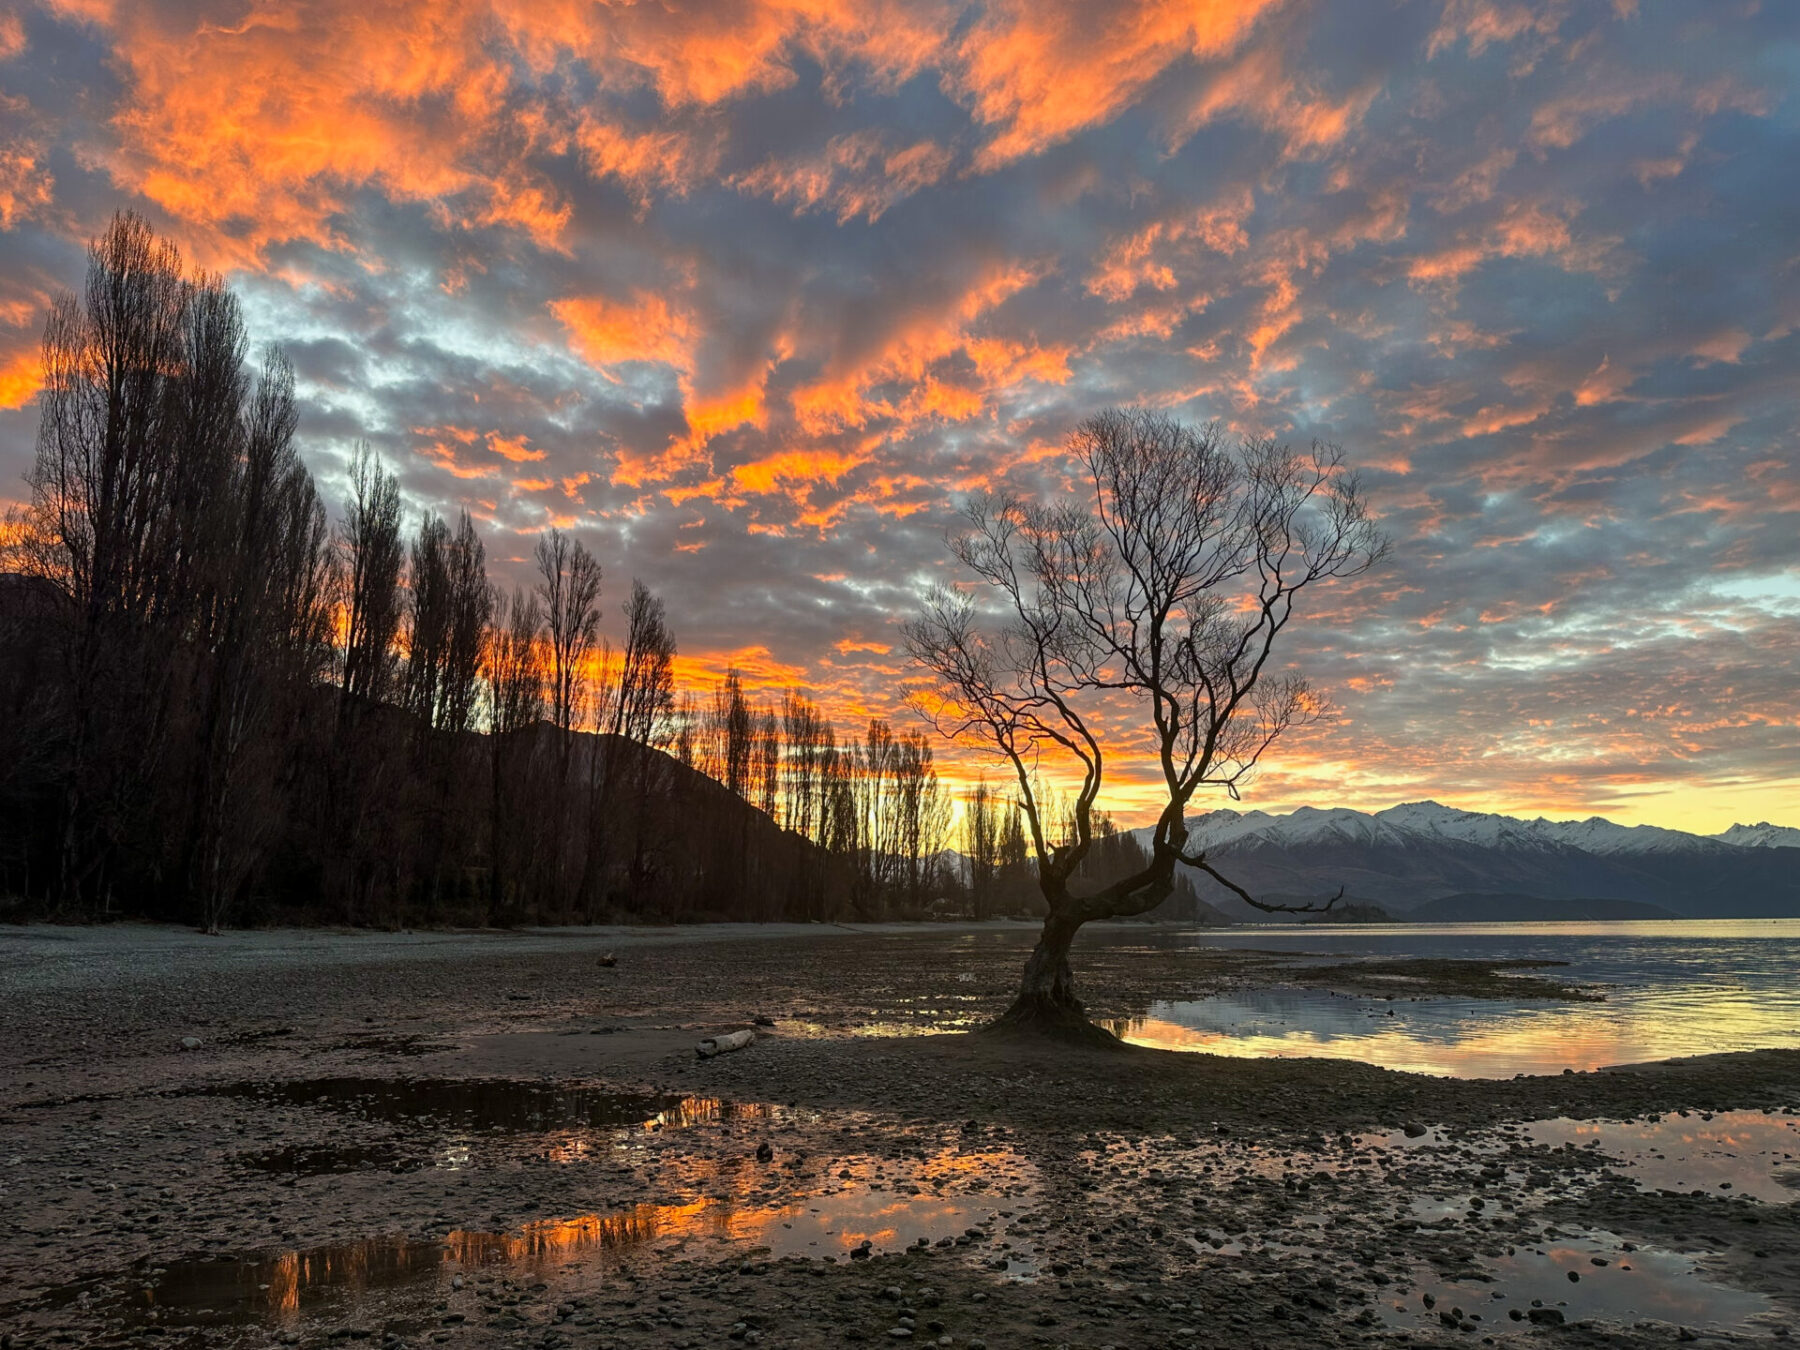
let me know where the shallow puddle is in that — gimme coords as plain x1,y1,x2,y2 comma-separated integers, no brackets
26,1133,1038,1332
117,1188,1027,1328
1383,1227,1772,1333
210,1078,756,1176
213,1077,736,1133
1524,1110,1800,1204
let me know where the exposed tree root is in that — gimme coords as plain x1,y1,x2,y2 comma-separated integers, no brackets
978,993,1128,1050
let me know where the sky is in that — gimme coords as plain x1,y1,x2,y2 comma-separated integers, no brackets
0,0,1795,834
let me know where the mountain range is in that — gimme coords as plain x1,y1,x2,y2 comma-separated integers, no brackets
1127,802,1800,920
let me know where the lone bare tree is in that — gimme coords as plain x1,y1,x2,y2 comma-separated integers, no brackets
906,409,1386,1040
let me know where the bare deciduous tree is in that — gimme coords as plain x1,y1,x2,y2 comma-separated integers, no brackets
339,445,404,713
535,528,602,771
612,580,676,744
907,408,1386,1039
484,587,544,921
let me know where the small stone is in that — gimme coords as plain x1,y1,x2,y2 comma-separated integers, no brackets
179,1036,202,1050
1402,1123,1427,1138
1528,1309,1565,1326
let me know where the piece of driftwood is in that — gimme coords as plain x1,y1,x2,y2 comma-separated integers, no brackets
696,1029,756,1058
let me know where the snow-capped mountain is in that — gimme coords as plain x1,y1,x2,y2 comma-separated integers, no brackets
1714,822,1800,849
1173,801,1780,857
1127,801,1800,919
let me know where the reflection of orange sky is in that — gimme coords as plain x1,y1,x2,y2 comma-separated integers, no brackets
1112,990,1800,1079
1112,1015,1649,1078
188,1139,1028,1322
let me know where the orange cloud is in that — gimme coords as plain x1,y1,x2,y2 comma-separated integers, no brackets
574,115,721,211
1690,329,1750,366
489,433,546,463
1407,201,1621,286
732,131,953,223
0,346,41,409
552,292,697,373
0,12,24,59
1088,186,1254,301
793,259,1061,435
954,0,1282,168
732,448,863,496
1171,43,1376,159
1426,0,1564,60
0,141,54,231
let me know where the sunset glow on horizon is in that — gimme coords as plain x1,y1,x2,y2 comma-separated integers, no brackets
0,0,1795,834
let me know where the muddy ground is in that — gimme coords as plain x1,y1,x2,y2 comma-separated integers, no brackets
2,921,1797,1350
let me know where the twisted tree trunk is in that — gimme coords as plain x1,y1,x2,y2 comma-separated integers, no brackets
985,859,1178,1045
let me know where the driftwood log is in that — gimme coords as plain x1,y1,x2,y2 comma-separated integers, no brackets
696,1029,756,1059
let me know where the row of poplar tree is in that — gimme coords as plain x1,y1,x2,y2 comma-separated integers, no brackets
0,214,1056,928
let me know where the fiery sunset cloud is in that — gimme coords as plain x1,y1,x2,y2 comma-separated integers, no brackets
0,0,1794,831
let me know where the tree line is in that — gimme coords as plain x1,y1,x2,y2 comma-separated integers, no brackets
0,213,1104,929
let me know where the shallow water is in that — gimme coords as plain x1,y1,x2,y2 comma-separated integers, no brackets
1105,919,1800,1077
1383,1227,1772,1334
44,1136,1037,1331
1525,1110,1800,1203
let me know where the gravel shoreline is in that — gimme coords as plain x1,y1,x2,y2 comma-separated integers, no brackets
3,922,1796,1350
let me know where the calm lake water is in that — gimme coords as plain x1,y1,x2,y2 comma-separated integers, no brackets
1107,919,1800,1079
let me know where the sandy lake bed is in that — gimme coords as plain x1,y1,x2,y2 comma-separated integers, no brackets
3,921,1797,1350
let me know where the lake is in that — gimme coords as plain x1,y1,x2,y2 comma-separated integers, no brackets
1108,919,1800,1078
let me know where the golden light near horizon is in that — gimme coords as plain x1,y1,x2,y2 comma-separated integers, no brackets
0,0,1795,834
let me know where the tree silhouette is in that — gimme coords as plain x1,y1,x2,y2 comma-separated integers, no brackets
907,408,1386,1040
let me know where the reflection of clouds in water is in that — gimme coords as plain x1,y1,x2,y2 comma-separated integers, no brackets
1112,990,1646,1077
1386,1230,1770,1334
1107,925,1800,1078
1526,1111,1800,1204
129,1141,1036,1326
1115,985,1800,1076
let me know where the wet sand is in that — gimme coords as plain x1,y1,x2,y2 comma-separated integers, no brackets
2,921,1797,1349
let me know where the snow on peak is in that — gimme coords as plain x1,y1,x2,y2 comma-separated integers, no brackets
1714,822,1800,849
1164,801,1794,857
